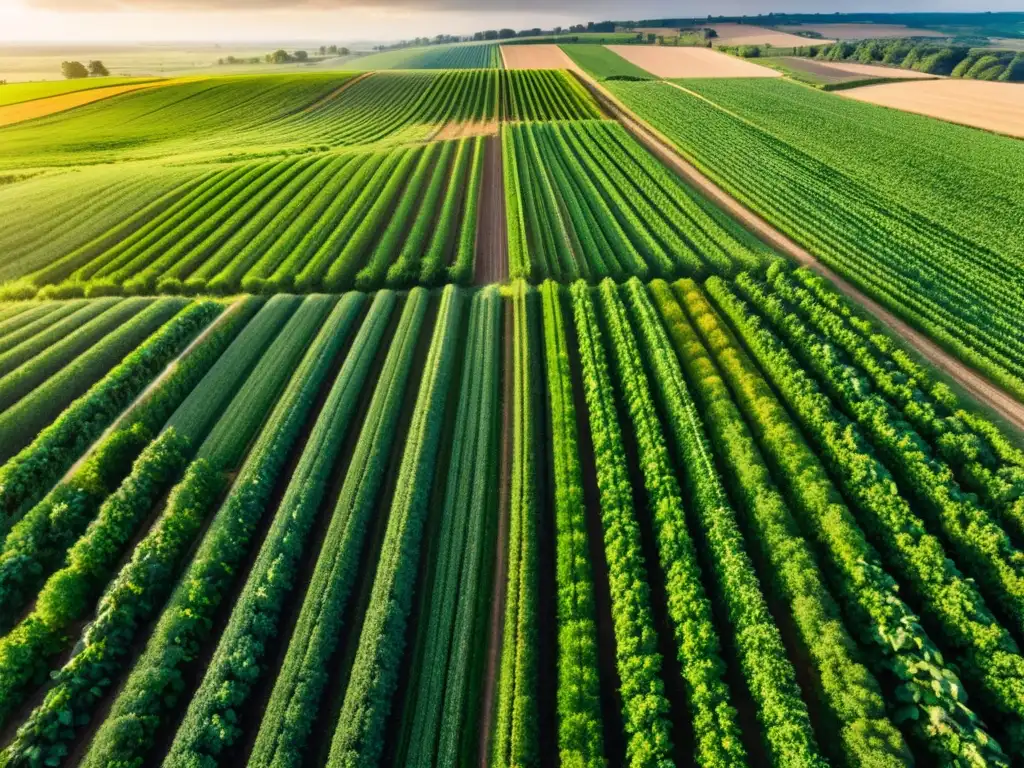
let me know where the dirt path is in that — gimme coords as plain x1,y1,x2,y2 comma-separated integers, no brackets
475,135,509,285
570,70,1024,433
478,301,512,764
61,299,244,484
434,119,499,141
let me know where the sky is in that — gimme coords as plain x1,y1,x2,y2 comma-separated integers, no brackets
0,0,1019,44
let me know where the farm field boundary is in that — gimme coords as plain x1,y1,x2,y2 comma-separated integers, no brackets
569,67,1024,431
0,80,169,127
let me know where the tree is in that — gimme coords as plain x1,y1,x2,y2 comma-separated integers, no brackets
498,28,516,39
339,47,350,55
294,50,308,62
88,60,109,76
328,44,338,54
319,45,326,56
269,49,291,64
61,61,89,79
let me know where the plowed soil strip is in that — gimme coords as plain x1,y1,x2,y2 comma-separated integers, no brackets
572,69,1024,432
475,135,509,284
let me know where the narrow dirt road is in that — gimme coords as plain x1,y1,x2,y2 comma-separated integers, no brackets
571,70,1024,433
474,134,509,285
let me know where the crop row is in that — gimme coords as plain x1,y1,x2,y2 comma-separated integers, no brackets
505,120,771,283
606,78,1024,399
6,138,485,299
351,43,502,70
498,69,603,121
1,280,1023,766
0,74,352,170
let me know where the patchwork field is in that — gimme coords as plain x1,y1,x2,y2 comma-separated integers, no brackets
0,80,169,127
0,76,163,107
608,45,782,78
706,22,834,47
841,78,1024,137
777,22,951,39
1,42,1023,768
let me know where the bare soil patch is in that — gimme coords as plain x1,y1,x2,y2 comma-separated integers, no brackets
570,68,1024,432
841,78,1024,138
500,44,581,71
475,135,508,285
706,22,833,47
434,119,499,141
809,60,937,80
778,23,949,40
608,45,782,78
0,81,166,127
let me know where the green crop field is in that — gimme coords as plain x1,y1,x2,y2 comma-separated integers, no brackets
0,76,164,106
1,23,1023,767
349,42,502,69
559,44,655,79
503,120,770,282
607,77,1024,400
0,267,1021,768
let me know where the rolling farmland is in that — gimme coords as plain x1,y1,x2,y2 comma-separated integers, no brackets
1,35,1024,768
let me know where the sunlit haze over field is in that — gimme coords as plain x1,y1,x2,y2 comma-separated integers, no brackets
1,0,1019,42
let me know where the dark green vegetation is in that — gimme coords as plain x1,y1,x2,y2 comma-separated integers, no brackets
805,38,1024,82
504,120,771,283
0,268,1019,766
607,77,1024,399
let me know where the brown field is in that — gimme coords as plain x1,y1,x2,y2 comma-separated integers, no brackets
841,79,1024,138
433,120,500,141
500,45,580,71
608,45,782,78
809,60,938,80
778,23,949,40
704,23,833,47
0,81,164,127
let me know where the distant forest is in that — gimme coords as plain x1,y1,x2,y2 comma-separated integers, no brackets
803,38,1024,82
622,12,1024,40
